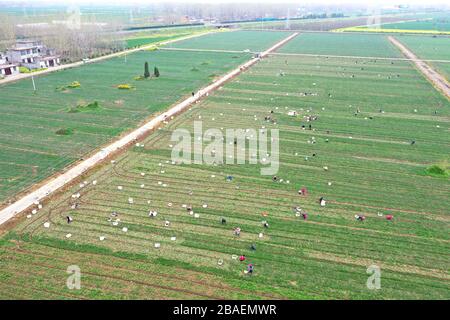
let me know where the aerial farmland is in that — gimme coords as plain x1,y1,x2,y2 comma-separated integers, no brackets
0,1,449,304
0,30,293,204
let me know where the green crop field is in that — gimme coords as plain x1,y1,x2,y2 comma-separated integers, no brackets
166,30,291,51
239,15,425,32
278,32,402,58
336,13,450,35
0,33,448,299
395,35,450,80
123,27,213,49
0,30,296,206
125,33,191,48
381,18,450,32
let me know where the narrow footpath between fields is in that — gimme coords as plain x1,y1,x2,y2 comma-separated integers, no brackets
389,36,450,100
0,32,299,226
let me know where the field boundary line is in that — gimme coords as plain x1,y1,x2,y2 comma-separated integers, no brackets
389,36,450,100
244,28,450,38
0,29,222,86
159,47,253,54
0,32,299,226
269,51,450,64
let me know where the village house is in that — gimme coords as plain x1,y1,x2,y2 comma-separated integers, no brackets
5,39,60,71
0,52,19,77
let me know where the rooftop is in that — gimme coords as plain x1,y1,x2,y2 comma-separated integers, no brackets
0,63,17,68
17,39,39,43
8,46,39,51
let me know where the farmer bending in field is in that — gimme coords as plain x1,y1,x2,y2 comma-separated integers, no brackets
247,264,254,275
221,218,227,225
319,197,326,207
66,216,73,224
234,227,241,236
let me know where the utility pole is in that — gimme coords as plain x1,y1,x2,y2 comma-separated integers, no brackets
286,8,290,30
129,9,134,24
31,75,36,92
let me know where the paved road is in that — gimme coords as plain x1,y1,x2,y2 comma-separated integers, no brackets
0,32,298,226
389,36,450,100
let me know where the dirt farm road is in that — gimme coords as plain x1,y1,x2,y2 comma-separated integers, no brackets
389,36,450,100
0,32,299,226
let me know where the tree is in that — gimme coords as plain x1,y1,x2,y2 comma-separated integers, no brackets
154,67,160,77
144,62,150,78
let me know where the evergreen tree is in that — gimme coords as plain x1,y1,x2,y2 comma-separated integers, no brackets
144,62,150,78
154,67,160,77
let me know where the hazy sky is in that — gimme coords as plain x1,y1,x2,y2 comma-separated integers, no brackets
3,0,450,5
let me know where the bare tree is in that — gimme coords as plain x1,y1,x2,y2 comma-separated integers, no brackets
0,14,17,51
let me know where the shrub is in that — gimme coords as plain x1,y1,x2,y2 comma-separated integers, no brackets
425,164,448,177
67,81,81,88
68,101,100,113
191,66,200,72
19,66,31,73
55,128,74,135
56,81,80,91
134,75,145,81
117,84,133,90
19,66,47,73
32,67,47,73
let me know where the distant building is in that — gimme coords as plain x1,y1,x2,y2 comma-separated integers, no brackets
6,39,60,71
0,63,19,77
0,53,19,77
